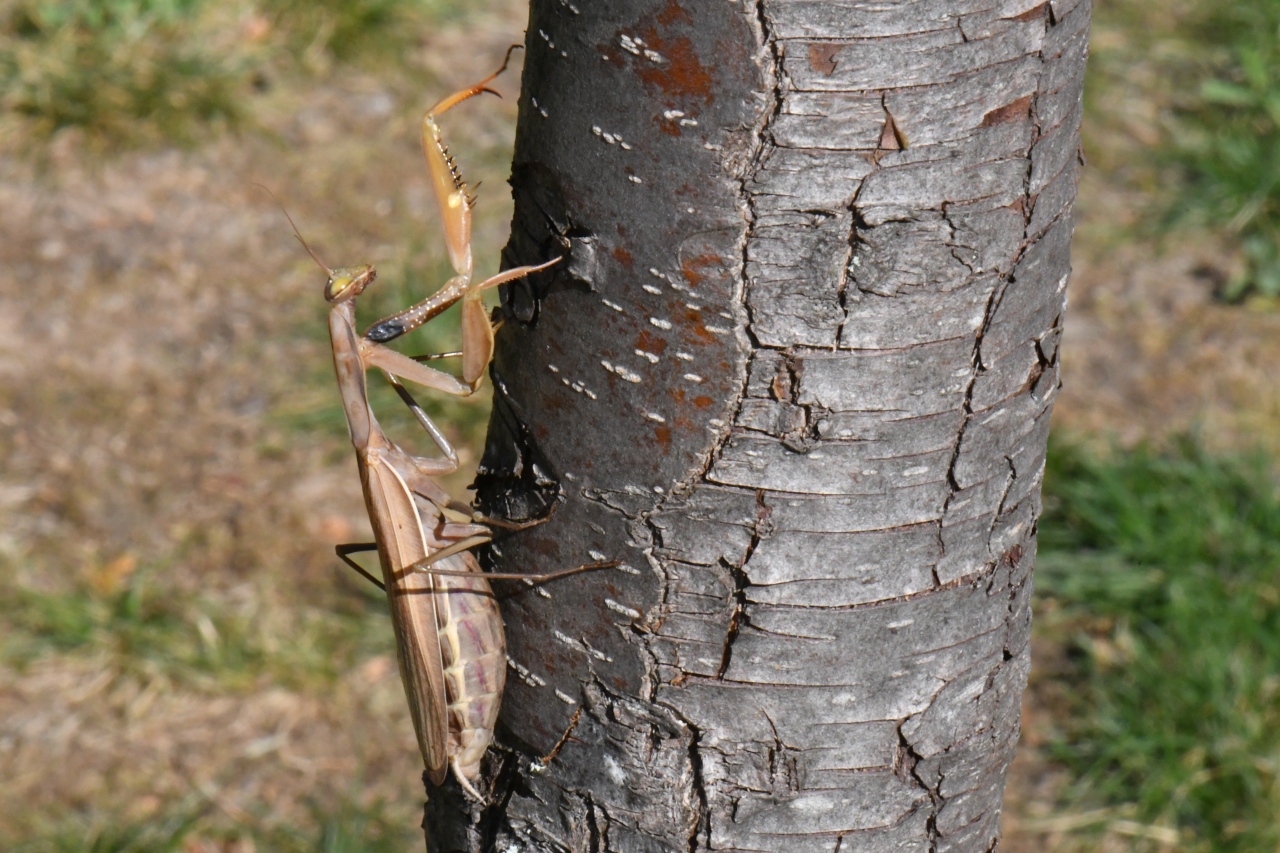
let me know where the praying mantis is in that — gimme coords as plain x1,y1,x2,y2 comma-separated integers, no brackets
290,49,614,802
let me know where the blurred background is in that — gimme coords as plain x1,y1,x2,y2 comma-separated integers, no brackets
0,0,1276,850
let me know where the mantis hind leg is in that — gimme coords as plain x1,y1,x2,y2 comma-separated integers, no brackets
336,543,385,591
479,514,547,531
409,534,494,571
409,556,622,584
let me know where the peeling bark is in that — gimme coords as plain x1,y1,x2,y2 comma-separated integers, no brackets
430,1,1088,850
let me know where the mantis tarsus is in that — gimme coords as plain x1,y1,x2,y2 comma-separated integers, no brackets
292,50,616,801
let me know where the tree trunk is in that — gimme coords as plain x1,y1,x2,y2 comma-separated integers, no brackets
430,1,1089,850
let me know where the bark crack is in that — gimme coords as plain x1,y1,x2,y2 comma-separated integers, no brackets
834,183,869,345
897,726,941,853
584,792,609,853
987,455,1018,539
716,489,771,678
1021,11,1053,241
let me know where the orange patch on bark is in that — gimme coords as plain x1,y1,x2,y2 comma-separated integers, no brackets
808,43,841,75
520,534,559,558
656,0,692,26
1012,3,1048,21
982,95,1033,126
634,33,714,104
681,252,720,289
688,320,717,344
637,329,668,354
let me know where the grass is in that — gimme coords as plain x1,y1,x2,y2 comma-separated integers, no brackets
1166,0,1280,301
0,0,488,151
0,556,392,692
8,797,419,852
1084,0,1280,302
1036,436,1280,850
0,0,259,149
9,806,204,853
261,0,472,69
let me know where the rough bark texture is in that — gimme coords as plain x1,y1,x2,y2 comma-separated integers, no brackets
430,1,1088,850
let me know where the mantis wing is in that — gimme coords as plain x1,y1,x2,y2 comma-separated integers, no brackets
366,454,450,785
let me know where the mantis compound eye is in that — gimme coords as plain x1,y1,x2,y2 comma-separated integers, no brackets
325,275,352,301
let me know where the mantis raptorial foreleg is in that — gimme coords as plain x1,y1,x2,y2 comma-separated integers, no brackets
365,258,559,389
361,45,557,390
420,44,522,281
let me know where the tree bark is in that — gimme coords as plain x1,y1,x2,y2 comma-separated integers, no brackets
430,1,1089,850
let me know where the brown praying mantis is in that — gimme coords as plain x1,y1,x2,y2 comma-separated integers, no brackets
290,50,614,802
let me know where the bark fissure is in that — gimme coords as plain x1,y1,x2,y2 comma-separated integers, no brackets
647,6,784,847
988,456,1019,539
678,711,712,853
715,489,770,679
897,728,941,852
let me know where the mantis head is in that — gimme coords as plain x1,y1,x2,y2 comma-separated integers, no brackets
324,265,377,303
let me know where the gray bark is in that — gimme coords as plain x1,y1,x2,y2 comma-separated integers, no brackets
430,1,1087,850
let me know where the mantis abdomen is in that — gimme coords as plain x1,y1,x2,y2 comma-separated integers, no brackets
364,446,506,796
432,549,506,782
383,545,505,793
